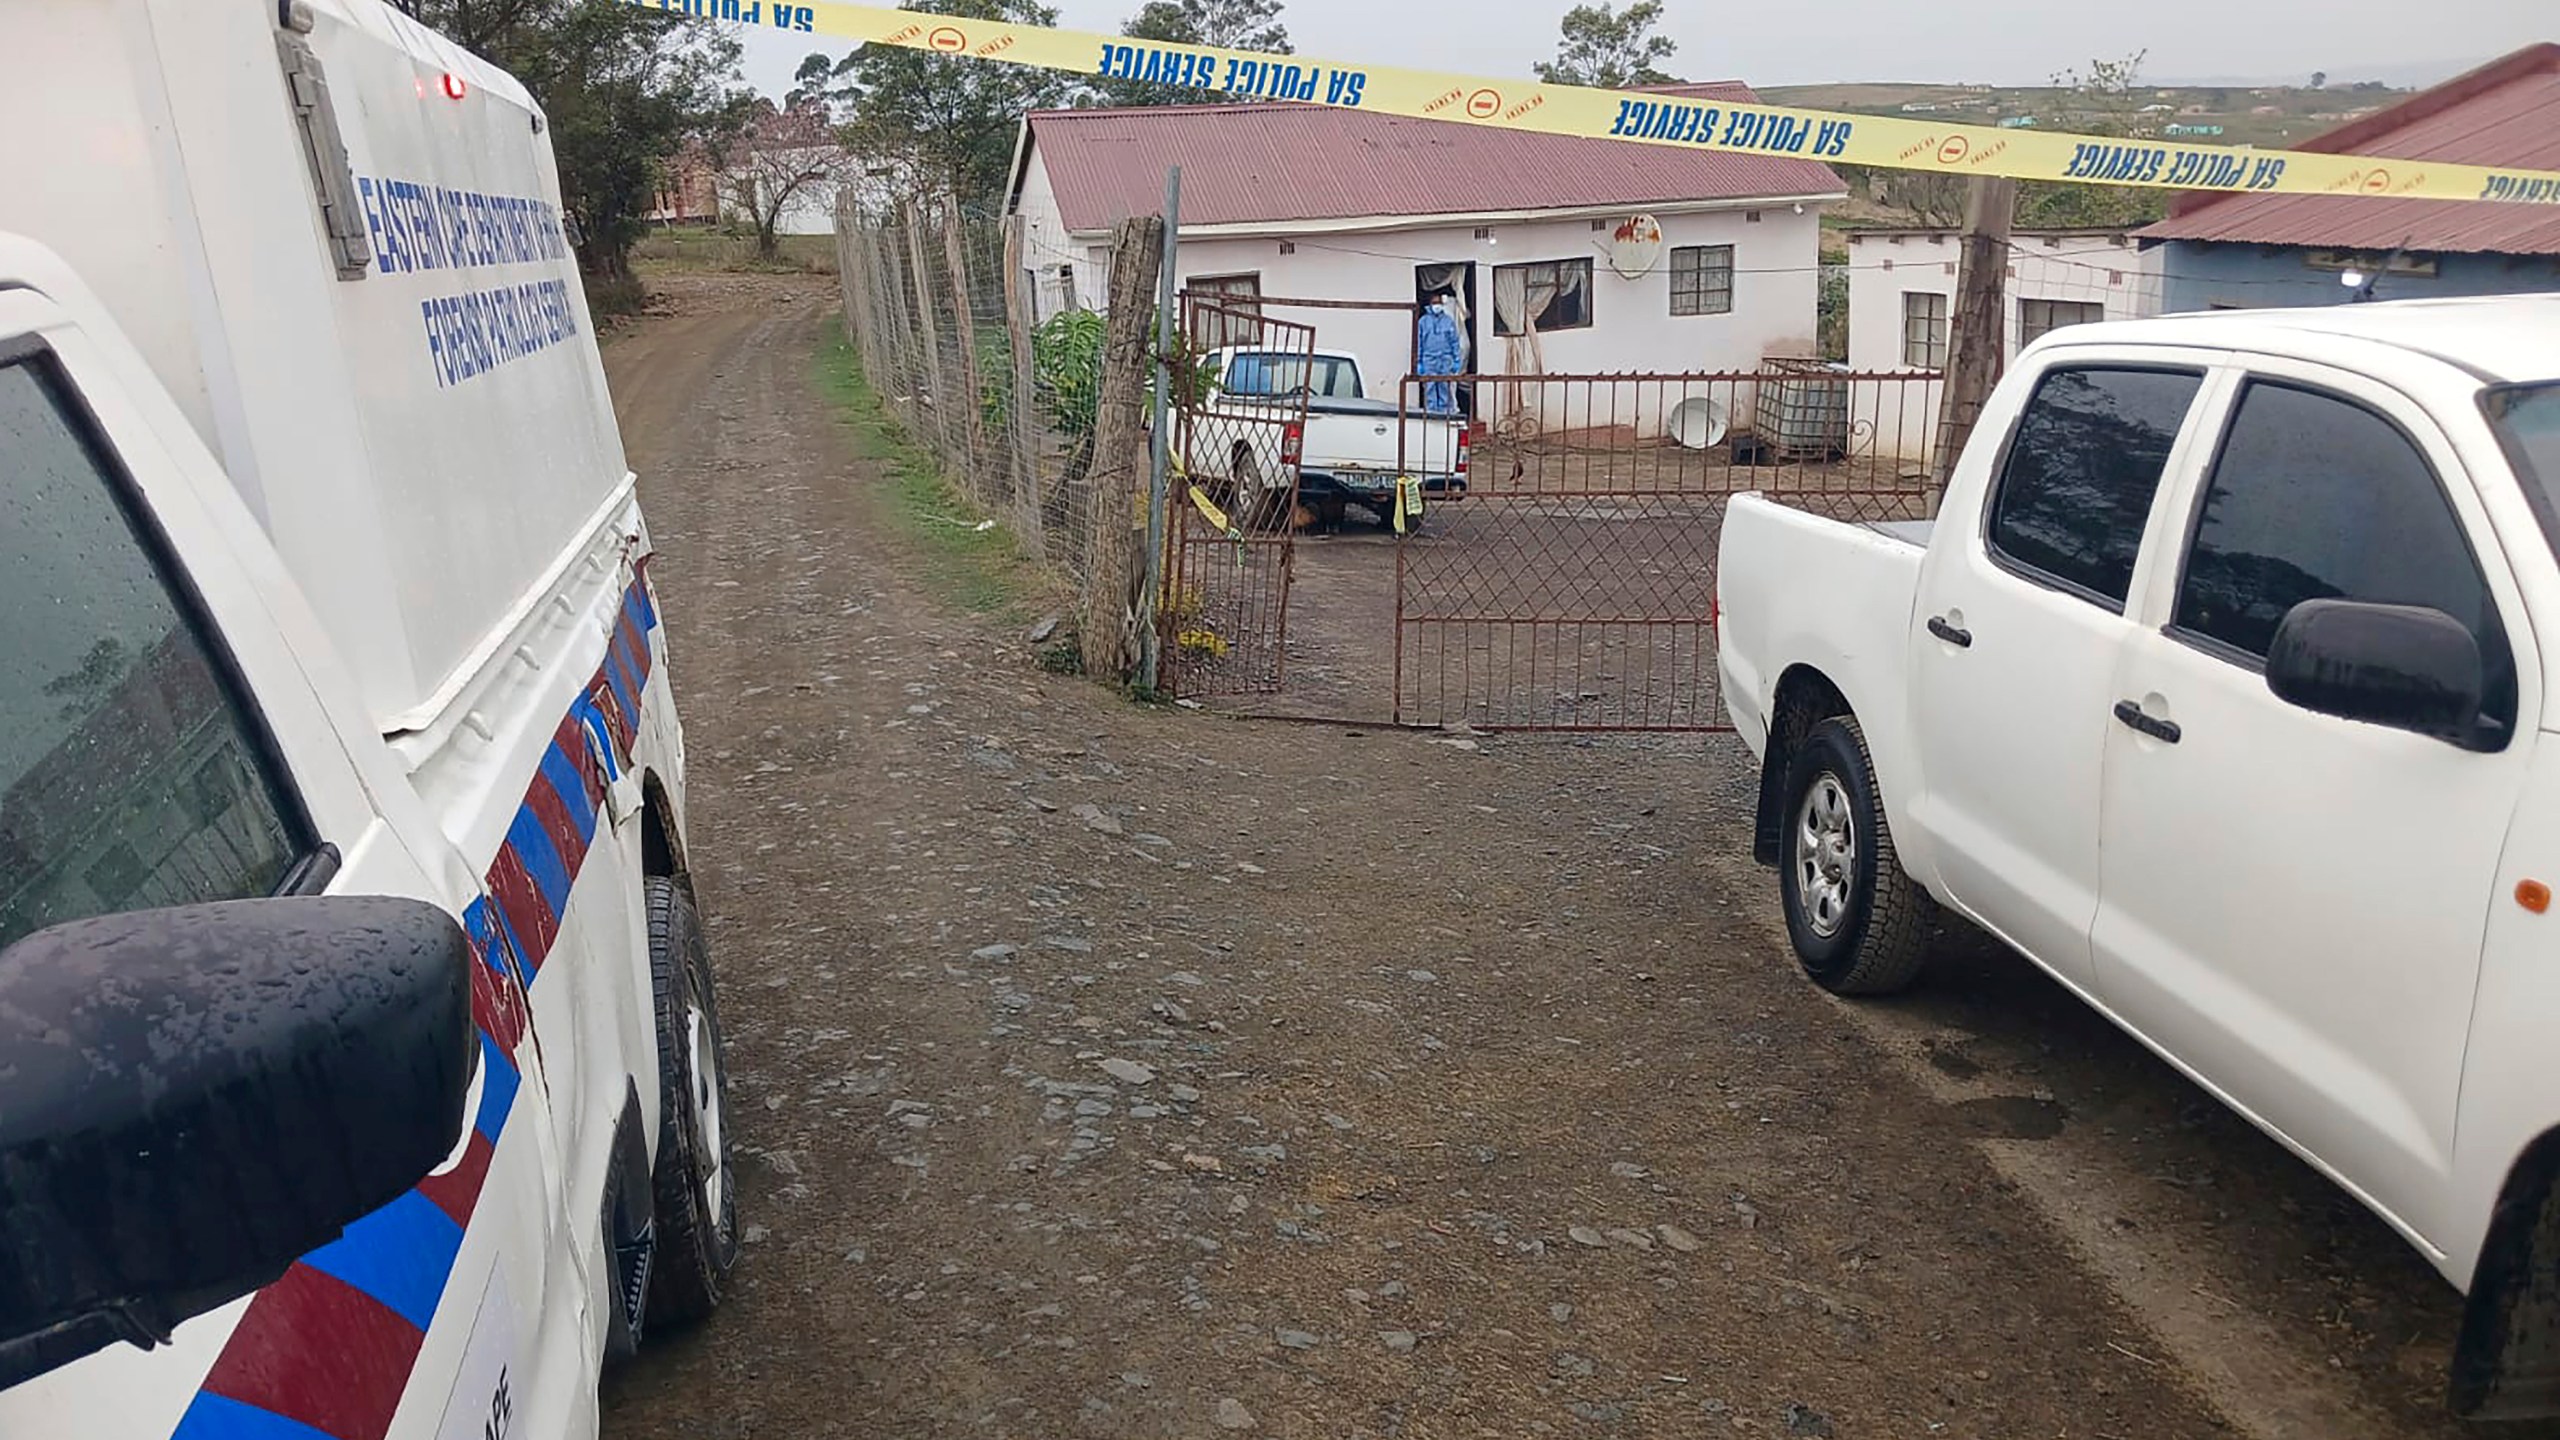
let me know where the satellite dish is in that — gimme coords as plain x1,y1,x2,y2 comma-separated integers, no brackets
1668,396,1729,450
1609,213,1664,279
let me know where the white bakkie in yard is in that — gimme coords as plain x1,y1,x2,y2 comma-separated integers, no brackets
1717,295,2560,1419
1190,346,1468,527
0,2,730,1438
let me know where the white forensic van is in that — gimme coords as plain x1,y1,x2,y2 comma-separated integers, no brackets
0,3,732,1438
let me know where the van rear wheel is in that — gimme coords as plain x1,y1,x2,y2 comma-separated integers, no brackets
1777,716,1935,995
644,876,738,1326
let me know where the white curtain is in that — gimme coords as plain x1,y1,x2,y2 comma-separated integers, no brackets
1449,291,1473,369
1492,264,1546,433
1492,264,1528,339
1552,262,1587,323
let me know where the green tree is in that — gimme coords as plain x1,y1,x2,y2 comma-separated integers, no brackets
2017,52,2168,229
1533,1,1680,89
1093,0,1293,106
789,52,838,108
408,0,748,304
805,0,1083,208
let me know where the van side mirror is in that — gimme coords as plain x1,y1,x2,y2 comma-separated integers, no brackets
0,897,474,1387
2266,599,2485,742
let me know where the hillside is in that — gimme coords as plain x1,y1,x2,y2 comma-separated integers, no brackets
1759,80,2412,150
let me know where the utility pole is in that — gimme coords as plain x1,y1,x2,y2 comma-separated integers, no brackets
1932,175,2017,502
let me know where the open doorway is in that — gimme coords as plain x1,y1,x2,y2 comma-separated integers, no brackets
1413,261,1478,420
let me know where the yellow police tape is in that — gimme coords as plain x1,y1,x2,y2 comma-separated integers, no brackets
1185,483,1236,538
635,0,2560,206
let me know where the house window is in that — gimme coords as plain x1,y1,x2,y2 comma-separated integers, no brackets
1670,245,1734,317
1902,291,1949,368
1492,259,1593,336
1188,273,1264,347
2019,298,2104,347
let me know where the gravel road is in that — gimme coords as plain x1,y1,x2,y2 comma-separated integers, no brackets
595,272,2517,1440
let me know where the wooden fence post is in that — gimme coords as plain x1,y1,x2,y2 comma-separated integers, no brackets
902,202,948,453
1932,175,2016,502
940,208,984,472
837,199,876,363
1081,215,1165,682
1001,216,1040,549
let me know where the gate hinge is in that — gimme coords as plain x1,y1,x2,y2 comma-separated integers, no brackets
275,19,374,281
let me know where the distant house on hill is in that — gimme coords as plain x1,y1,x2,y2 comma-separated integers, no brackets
649,144,719,227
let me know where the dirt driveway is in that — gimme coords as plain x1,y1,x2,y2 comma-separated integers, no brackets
597,273,2507,1440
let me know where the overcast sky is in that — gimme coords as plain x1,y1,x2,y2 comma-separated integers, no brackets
736,0,2545,100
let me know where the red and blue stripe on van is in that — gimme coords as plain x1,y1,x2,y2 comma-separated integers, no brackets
168,573,659,1440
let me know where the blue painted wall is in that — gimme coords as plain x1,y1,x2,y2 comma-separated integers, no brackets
2153,240,2560,312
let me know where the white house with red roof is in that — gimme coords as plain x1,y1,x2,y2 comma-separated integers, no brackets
1005,86,1846,407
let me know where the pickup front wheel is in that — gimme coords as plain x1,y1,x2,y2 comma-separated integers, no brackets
1778,716,1936,995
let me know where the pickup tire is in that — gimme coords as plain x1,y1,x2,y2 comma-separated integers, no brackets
644,876,739,1327
1778,717,1935,995
1232,446,1279,533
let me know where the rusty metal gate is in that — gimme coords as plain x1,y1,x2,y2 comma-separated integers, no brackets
1393,367,1942,731
1160,296,1316,700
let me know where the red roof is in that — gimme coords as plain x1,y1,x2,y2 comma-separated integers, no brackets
2138,44,2560,256
1019,84,1844,234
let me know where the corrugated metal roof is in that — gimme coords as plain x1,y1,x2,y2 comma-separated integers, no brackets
2138,44,2560,256
1020,84,1844,234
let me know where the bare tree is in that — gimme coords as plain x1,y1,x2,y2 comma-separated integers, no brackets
713,100,854,261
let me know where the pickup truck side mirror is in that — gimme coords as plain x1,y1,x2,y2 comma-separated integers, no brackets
0,896,475,1387
2265,599,2485,742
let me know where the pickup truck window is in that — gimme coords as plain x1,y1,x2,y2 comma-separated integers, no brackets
1224,352,1360,399
2174,380,2516,729
0,358,304,949
1985,367,2203,609
2487,382,2560,558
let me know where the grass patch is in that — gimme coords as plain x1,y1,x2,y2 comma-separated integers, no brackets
811,332,1048,624
635,226,837,276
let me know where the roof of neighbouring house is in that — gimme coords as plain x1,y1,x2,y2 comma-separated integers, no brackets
2137,44,2560,256
1014,85,1845,234
1844,226,2137,241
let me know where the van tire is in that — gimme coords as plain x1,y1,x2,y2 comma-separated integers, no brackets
644,876,737,1327
1778,716,1935,995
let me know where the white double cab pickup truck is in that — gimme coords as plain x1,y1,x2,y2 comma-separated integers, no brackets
0,2,732,1438
1191,346,1469,528
1718,294,2560,1419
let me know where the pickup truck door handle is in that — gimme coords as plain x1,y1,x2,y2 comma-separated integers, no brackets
1926,615,1973,648
2113,700,2183,745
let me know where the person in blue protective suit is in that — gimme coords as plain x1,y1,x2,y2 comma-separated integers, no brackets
1416,290,1465,415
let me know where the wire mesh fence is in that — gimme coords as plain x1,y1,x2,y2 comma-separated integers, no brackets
832,201,1098,592
829,200,1954,732
1392,370,1941,731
